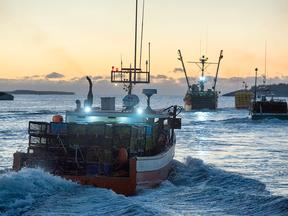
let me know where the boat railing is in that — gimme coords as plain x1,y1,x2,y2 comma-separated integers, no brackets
111,68,150,84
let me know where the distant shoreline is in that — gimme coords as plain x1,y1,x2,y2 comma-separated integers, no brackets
222,83,288,97
6,90,75,95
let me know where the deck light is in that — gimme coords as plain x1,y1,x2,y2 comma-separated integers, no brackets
85,107,91,112
199,76,206,81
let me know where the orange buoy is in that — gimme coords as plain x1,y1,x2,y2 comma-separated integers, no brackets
52,115,63,123
118,148,128,164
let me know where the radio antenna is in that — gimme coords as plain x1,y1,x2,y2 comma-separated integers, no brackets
121,54,123,70
265,41,267,78
139,0,145,70
206,23,209,57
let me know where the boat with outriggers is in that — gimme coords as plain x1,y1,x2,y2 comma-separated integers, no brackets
178,49,223,111
12,0,182,196
250,68,288,120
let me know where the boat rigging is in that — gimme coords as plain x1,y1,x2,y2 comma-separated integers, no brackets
178,49,223,110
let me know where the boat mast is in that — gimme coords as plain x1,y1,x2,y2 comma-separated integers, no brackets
212,50,224,92
129,0,138,95
177,50,190,91
139,0,145,71
265,41,267,80
188,51,222,92
148,42,150,83
188,55,210,92
110,0,150,91
199,56,207,91
254,68,258,102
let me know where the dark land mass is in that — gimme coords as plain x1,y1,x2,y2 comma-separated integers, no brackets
7,90,75,95
222,89,253,96
222,83,288,97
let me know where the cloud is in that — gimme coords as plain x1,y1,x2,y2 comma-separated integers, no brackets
154,75,167,79
70,77,80,81
45,72,65,79
173,68,183,73
177,77,188,83
1,74,288,95
92,76,103,80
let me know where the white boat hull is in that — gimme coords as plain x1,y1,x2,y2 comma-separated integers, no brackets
136,144,175,188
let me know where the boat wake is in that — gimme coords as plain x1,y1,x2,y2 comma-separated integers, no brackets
167,157,288,215
0,168,78,215
0,168,161,216
2,158,288,215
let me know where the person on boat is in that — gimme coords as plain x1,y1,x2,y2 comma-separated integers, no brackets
157,127,170,153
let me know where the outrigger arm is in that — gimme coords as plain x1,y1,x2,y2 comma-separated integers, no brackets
212,50,224,92
177,50,190,91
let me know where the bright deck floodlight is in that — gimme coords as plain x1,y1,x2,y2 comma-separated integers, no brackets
199,76,206,81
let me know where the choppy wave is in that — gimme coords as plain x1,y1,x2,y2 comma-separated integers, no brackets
2,158,288,216
168,157,288,215
0,169,164,216
0,169,78,215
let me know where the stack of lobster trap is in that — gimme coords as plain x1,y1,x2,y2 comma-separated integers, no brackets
26,121,164,177
235,92,252,109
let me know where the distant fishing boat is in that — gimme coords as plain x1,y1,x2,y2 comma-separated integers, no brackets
250,68,288,120
0,92,14,100
178,50,223,111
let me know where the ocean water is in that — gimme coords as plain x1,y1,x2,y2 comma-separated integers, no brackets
1,94,288,216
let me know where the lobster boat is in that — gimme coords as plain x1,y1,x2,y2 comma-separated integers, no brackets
12,75,182,196
12,0,182,196
250,96,288,120
178,50,223,111
250,68,288,120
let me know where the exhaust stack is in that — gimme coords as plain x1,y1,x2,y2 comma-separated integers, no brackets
86,76,93,107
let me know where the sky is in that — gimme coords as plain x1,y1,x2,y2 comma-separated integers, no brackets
0,0,288,95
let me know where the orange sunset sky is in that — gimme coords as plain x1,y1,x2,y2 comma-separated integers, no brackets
0,0,287,95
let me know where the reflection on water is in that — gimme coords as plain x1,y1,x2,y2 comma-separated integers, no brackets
195,112,210,121
177,100,288,196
